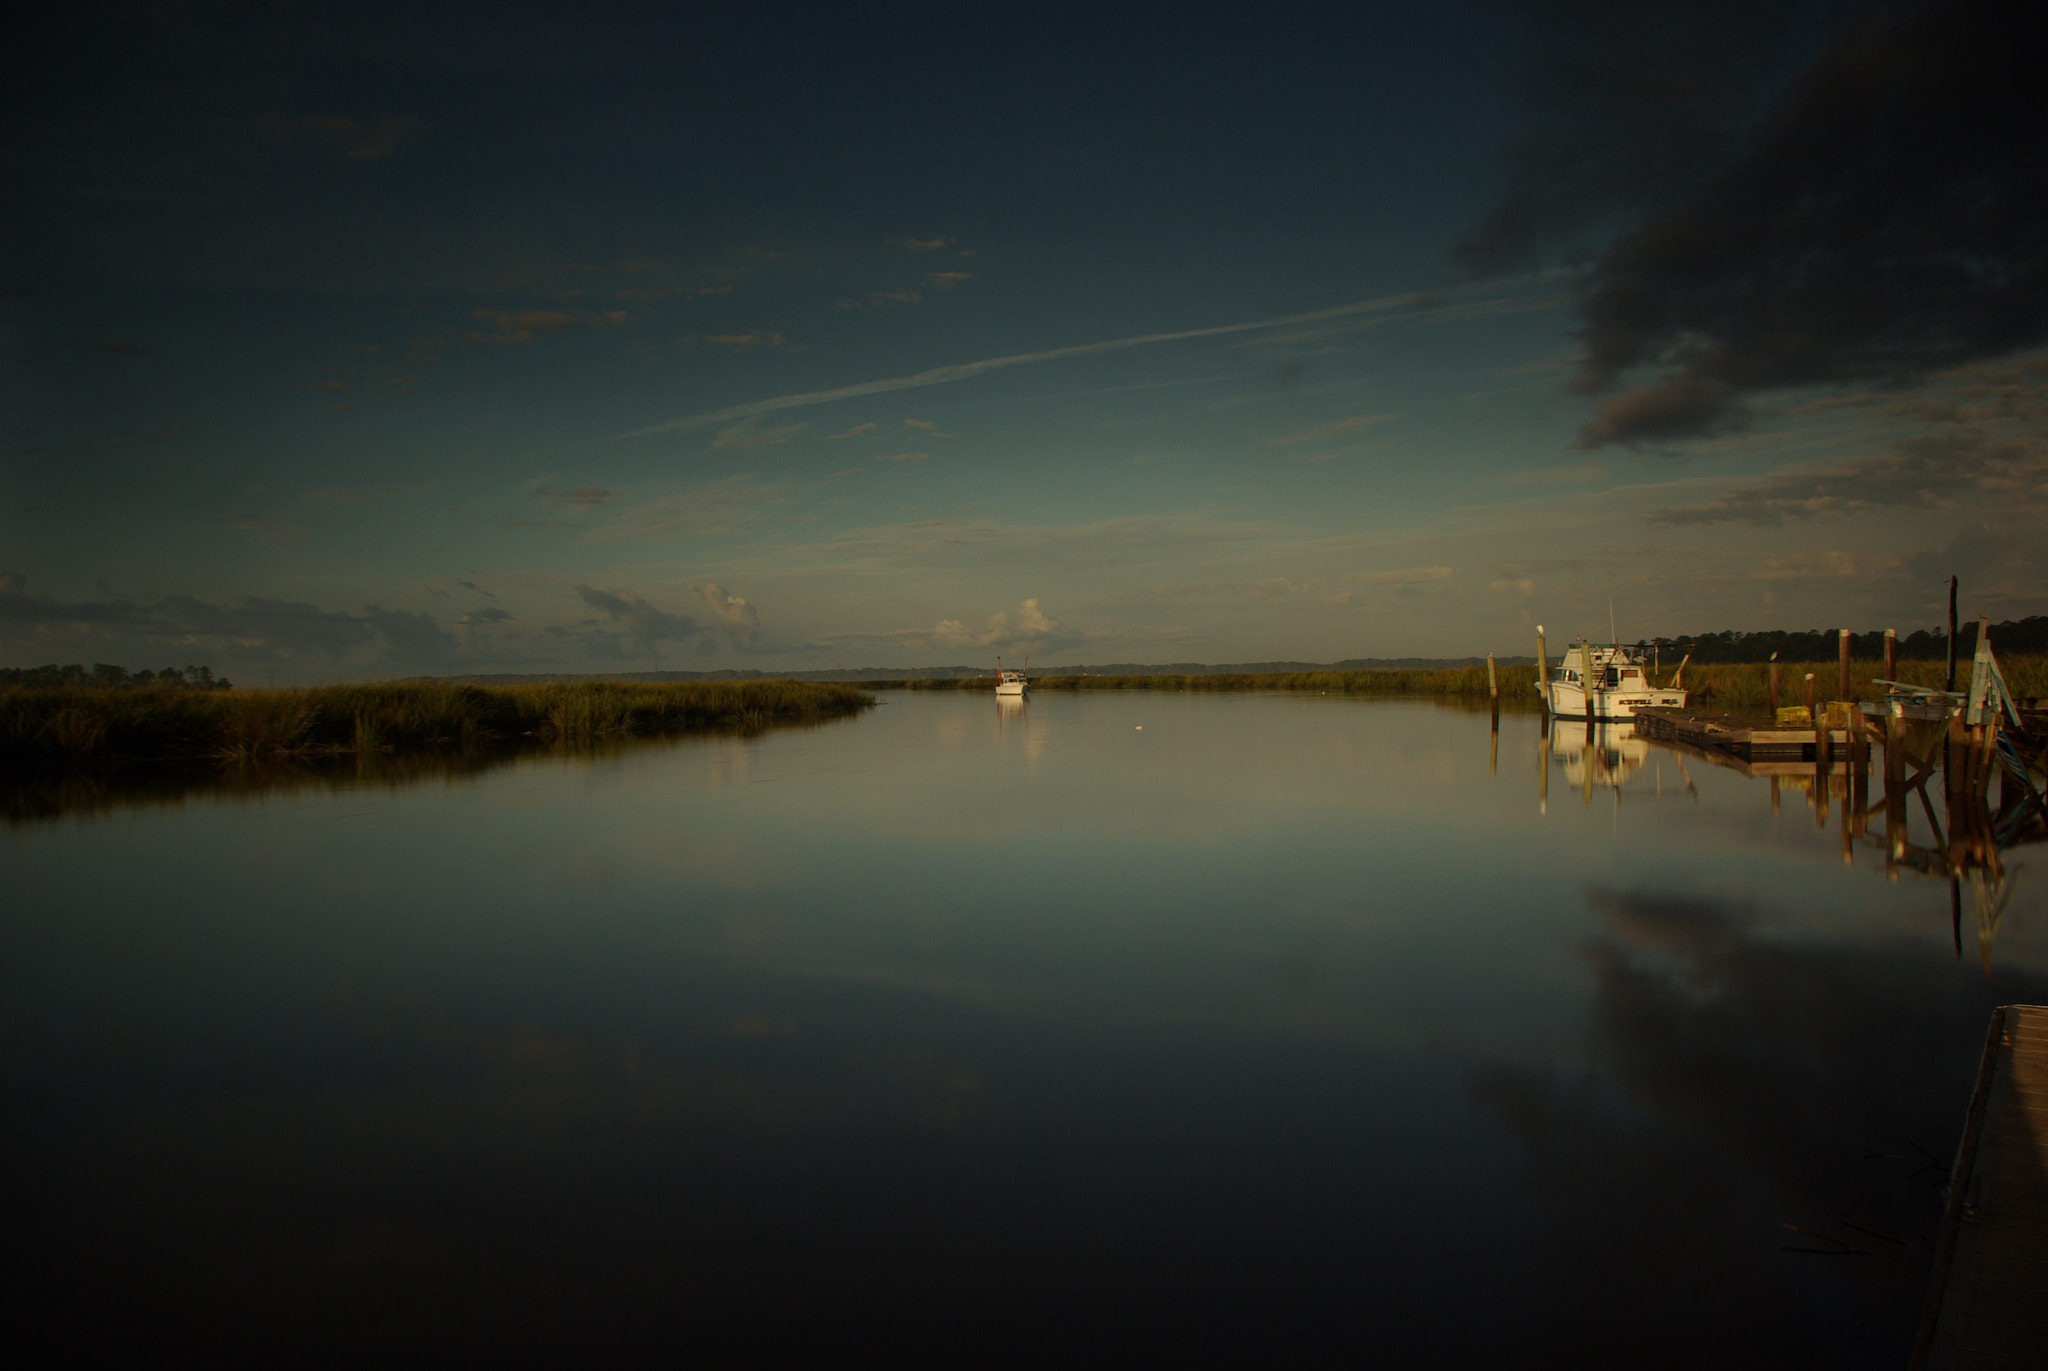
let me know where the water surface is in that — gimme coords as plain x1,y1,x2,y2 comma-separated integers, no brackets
6,692,2044,1362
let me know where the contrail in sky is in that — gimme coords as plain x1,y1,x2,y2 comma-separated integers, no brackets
618,275,1565,439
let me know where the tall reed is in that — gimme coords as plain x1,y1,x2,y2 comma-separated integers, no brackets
0,678,874,768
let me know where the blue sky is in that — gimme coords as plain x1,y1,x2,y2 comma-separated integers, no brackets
5,1,2045,679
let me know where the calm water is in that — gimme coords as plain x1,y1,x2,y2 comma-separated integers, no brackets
6,692,2044,1362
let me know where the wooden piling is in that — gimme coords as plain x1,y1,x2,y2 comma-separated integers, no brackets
1947,575,1959,693
1487,653,1499,734
1850,703,1869,817
1838,628,1851,703
1535,626,1548,713
1769,653,1780,715
1885,627,1897,681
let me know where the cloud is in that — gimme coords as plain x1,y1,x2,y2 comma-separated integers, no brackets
622,278,1549,438
0,575,457,664
693,331,785,350
455,578,498,600
457,606,513,625
1264,414,1394,446
874,452,931,462
1575,376,1739,450
573,583,754,654
466,309,597,344
591,474,782,540
890,236,955,251
924,271,973,290
537,486,614,507
826,423,879,440
928,598,1067,650
836,290,921,311
301,483,426,506
1490,579,1536,598
694,583,759,648
710,419,806,451
1502,2,2048,447
1646,428,2048,526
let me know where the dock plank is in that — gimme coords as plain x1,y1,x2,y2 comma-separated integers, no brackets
1914,1005,2048,1370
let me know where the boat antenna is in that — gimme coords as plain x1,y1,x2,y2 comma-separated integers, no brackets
1609,596,1617,649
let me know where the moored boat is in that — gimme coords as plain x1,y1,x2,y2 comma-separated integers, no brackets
995,656,1029,698
1541,639,1685,720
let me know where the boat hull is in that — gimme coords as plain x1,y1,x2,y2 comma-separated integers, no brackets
995,682,1027,697
1543,682,1684,719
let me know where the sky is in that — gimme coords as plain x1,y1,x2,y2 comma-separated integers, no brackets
4,0,2046,680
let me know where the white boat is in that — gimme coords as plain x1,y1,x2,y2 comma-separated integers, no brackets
994,656,1029,698
1541,639,1685,720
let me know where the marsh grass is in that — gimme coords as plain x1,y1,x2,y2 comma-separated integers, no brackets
1,678,873,770
880,665,1550,696
1670,655,2048,714
871,655,2048,710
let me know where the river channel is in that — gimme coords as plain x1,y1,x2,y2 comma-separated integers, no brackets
6,691,2044,1362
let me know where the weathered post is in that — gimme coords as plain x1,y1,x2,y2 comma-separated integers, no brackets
1885,705,1906,871
1807,673,1828,772
1535,626,1548,713
1580,637,1595,742
1947,575,1959,693
1768,652,1780,715
1849,703,1868,823
1838,628,1851,703
1488,651,1500,755
1884,627,1896,682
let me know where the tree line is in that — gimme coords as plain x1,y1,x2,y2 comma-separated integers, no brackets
0,663,235,690
1648,616,2048,665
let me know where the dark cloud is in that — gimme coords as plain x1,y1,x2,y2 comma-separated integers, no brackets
458,606,512,624
1476,1,2048,448
0,577,456,664
455,578,498,600
573,583,712,655
1457,0,1817,274
1647,427,2048,525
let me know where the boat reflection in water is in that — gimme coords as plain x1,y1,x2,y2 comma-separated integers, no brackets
1539,718,1695,814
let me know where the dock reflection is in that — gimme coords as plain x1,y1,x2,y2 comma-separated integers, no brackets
1601,708,2048,973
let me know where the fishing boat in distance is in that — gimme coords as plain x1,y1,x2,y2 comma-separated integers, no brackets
1541,636,1685,720
995,656,1029,698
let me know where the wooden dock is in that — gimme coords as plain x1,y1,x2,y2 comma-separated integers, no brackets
1633,705,1845,763
1913,1004,2048,1369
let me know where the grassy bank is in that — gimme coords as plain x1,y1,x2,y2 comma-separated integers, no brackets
874,664,1548,697
0,678,875,768
1671,655,2048,714
866,654,2048,710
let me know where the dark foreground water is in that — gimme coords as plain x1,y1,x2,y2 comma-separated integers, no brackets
6,692,2044,1363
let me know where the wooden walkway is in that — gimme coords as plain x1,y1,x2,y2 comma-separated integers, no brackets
1914,1004,2048,1369
1633,705,1845,763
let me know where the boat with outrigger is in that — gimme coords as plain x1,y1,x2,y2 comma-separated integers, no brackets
1537,621,1688,720
995,656,1029,698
